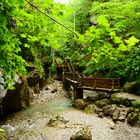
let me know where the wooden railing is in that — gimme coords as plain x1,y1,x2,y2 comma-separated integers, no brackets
64,72,81,83
64,72,120,91
80,77,120,91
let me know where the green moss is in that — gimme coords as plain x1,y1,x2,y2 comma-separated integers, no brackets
111,95,131,106
132,100,140,108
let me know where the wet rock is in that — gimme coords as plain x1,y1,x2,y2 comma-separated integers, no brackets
95,99,110,108
84,104,97,114
70,127,92,140
74,99,88,110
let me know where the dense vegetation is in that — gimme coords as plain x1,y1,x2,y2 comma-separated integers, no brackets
67,0,140,83
0,0,140,88
0,0,72,87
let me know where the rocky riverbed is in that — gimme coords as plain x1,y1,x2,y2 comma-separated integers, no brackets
1,81,140,140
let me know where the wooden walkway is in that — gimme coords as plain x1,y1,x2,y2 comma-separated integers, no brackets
56,62,120,100
63,72,120,99
64,72,120,91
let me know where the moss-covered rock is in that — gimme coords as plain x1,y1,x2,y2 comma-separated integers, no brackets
131,100,140,108
127,108,140,127
123,81,140,96
95,99,110,108
70,127,92,140
74,99,89,110
111,94,131,106
84,104,97,114
102,104,116,117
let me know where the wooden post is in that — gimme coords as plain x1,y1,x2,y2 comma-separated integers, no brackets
74,87,83,100
63,80,70,91
111,80,115,91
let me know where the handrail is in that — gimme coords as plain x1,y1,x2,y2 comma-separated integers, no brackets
64,72,120,91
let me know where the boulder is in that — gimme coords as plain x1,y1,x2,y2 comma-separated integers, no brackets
27,70,47,90
74,99,88,110
103,104,116,117
2,76,33,114
95,99,110,108
110,94,131,106
112,108,120,122
84,104,97,114
97,91,111,100
27,71,41,87
122,81,140,95
127,108,140,127
47,115,68,127
70,127,92,140
117,109,128,122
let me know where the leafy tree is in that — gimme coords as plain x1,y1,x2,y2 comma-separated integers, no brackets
0,0,73,87
0,0,27,86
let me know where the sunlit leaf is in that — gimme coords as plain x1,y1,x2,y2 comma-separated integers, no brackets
97,16,110,27
125,36,139,47
21,34,26,38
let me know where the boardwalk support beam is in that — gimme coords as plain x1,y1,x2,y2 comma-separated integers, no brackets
74,88,83,100
63,80,70,91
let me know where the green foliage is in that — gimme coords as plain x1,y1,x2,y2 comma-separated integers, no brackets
49,63,57,73
73,16,139,81
132,100,140,109
63,0,140,83
0,0,72,86
0,0,27,87
91,0,140,38
0,128,6,140
74,0,93,33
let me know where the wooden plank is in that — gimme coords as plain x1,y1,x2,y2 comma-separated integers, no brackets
81,86,119,92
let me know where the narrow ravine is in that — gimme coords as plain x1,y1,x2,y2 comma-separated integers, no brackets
1,81,140,140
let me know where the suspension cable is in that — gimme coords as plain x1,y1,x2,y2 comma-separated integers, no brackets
25,0,77,35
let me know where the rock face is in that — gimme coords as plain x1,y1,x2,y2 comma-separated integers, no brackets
27,70,47,90
70,127,92,140
2,76,33,114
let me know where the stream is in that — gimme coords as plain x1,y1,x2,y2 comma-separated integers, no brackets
1,81,140,140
